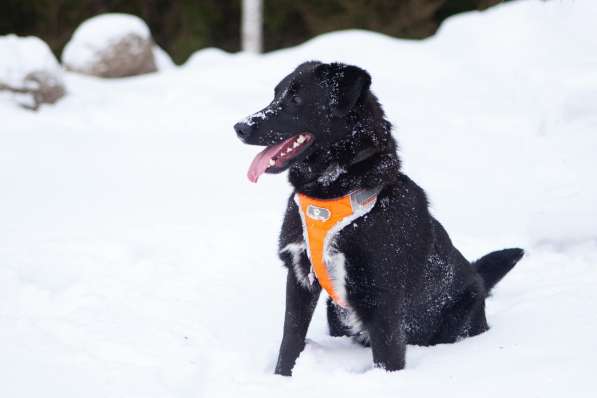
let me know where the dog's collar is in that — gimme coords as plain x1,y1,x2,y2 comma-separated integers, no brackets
295,185,383,308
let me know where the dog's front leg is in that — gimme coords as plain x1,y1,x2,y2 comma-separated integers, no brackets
274,269,321,376
368,306,406,372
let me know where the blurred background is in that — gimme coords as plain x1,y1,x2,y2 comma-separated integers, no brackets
1,0,518,63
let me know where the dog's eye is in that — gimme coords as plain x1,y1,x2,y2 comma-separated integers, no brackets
291,95,303,105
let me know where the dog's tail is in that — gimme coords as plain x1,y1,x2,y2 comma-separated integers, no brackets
472,248,524,293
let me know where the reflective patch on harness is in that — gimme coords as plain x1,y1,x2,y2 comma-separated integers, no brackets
307,205,330,221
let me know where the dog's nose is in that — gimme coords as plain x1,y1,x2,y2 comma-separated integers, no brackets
234,122,252,141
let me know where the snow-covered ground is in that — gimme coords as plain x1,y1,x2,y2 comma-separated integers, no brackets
1,1,596,397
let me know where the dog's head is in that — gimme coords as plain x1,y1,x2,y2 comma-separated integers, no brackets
234,61,374,183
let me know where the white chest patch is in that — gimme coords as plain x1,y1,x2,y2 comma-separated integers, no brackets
280,239,349,297
323,249,348,303
280,242,311,288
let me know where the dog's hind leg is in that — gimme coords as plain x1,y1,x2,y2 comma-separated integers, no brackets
327,299,372,346
431,285,489,344
327,298,351,337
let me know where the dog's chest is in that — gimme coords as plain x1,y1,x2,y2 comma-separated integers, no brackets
283,224,357,299
288,190,379,306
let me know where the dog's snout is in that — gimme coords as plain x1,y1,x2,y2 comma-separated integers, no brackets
234,122,252,141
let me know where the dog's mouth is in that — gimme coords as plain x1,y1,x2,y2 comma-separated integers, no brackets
247,133,314,183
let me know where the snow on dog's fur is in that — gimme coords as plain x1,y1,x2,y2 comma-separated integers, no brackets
235,61,524,376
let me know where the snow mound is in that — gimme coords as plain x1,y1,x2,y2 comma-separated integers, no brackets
0,34,65,109
184,47,232,68
153,45,176,70
0,35,61,86
62,13,157,78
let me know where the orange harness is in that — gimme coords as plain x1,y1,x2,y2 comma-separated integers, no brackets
295,186,382,308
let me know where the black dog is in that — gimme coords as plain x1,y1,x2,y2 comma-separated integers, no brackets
234,61,523,376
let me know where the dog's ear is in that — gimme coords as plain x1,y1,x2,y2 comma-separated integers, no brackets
315,63,371,117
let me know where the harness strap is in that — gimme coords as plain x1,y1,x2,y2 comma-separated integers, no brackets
295,186,382,307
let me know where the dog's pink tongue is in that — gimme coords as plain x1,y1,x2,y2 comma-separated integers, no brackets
247,140,286,183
